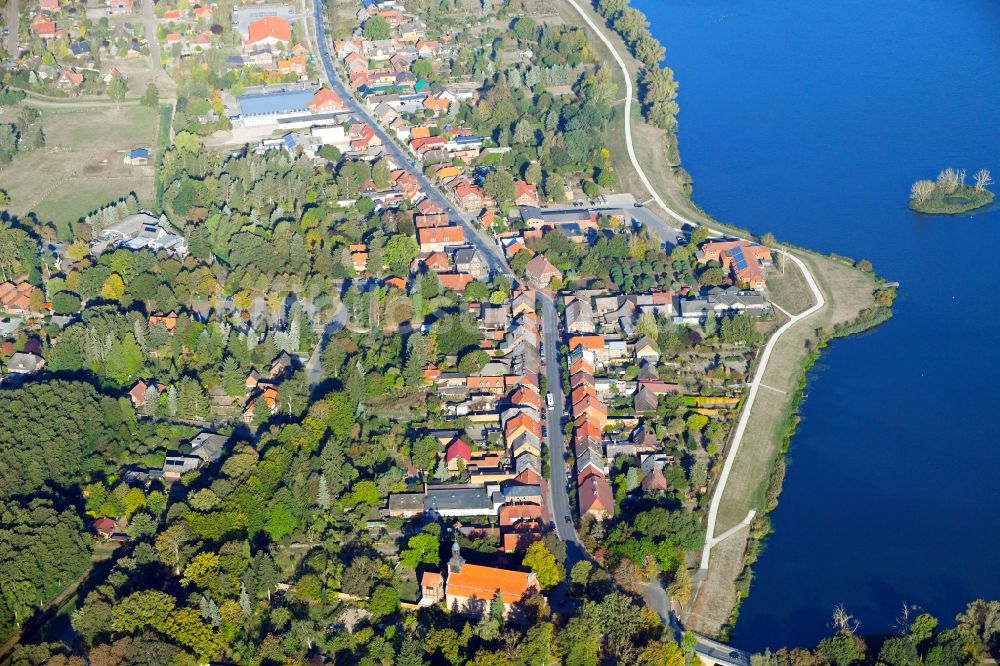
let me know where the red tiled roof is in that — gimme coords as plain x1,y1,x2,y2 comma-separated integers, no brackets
246,16,291,44
445,438,471,463
447,561,537,605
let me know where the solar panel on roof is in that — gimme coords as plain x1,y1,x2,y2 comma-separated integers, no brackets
731,246,749,271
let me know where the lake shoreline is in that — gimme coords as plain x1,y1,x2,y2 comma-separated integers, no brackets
575,0,892,642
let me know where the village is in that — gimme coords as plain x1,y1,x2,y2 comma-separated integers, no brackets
0,0,786,621
0,0,826,660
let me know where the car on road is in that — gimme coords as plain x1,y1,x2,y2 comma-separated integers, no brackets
546,392,554,409
634,202,644,207
564,515,572,523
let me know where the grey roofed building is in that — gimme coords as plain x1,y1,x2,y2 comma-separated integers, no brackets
638,360,659,381
365,93,401,109
678,286,770,323
189,432,228,463
388,493,425,516
577,448,608,476
640,453,673,474
565,298,595,333
92,212,187,258
593,295,623,314
6,352,45,374
428,429,461,442
634,336,660,362
631,424,659,449
452,245,482,267
163,456,201,478
514,452,541,475
619,316,636,337
508,430,541,454
501,406,540,425
480,304,509,330
372,101,401,123
634,385,660,414
502,484,542,502
424,486,496,516
478,359,512,377
510,292,535,313
398,19,426,34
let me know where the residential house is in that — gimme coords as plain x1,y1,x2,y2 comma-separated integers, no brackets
437,272,474,293
69,40,91,57
0,281,37,315
31,14,57,38
451,247,488,280
698,239,773,290
6,352,45,375
188,431,228,464
634,380,681,414
677,286,770,323
565,296,595,334
92,517,118,539
634,336,660,364
58,69,85,89
452,182,488,211
578,469,614,520
641,468,668,493
350,244,368,272
523,254,561,287
149,311,178,332
270,351,295,378
513,180,539,206
445,437,472,471
128,380,164,408
417,225,465,253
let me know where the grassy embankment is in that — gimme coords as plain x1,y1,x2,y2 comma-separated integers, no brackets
556,0,895,639
693,254,895,639
0,103,157,236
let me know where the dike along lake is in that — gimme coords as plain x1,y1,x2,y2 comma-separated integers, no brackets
632,0,1000,650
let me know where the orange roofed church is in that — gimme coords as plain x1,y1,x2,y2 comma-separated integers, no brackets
442,543,539,618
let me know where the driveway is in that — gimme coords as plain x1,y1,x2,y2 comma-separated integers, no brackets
4,0,17,56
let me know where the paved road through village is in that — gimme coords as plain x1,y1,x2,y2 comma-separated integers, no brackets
309,0,509,277
537,293,579,552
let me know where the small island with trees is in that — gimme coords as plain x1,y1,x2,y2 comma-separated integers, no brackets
910,168,994,214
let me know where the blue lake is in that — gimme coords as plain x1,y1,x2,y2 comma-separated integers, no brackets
633,0,1000,650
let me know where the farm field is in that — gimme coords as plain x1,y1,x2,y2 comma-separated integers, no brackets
0,104,158,235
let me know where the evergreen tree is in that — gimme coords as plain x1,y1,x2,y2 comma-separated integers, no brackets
133,318,148,354
142,385,159,418
221,356,244,397
396,636,427,666
239,584,252,617
161,383,177,417
316,473,331,510
404,333,429,386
